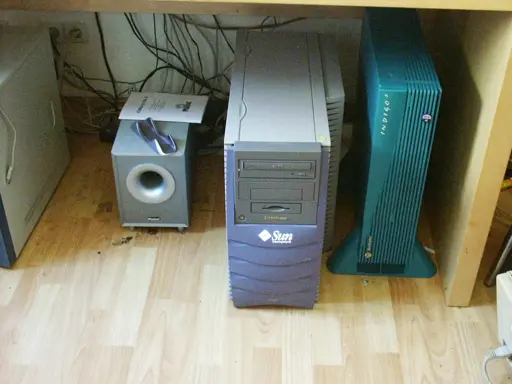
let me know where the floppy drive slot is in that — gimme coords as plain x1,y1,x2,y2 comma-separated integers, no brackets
251,203,302,214
251,189,302,201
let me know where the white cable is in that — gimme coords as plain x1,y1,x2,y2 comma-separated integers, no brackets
62,98,101,131
0,105,16,184
50,101,56,129
483,345,512,383
423,245,436,255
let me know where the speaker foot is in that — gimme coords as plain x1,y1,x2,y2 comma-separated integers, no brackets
178,227,185,234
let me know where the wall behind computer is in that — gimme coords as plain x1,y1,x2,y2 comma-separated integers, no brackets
0,11,361,103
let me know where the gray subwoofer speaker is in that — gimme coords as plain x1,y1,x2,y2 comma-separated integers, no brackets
112,120,193,230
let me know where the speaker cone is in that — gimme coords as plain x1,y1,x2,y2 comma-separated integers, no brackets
126,163,175,204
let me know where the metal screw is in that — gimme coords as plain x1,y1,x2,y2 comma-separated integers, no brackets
239,215,245,220
364,251,372,259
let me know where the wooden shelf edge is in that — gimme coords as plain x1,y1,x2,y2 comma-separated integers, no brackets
0,0,511,14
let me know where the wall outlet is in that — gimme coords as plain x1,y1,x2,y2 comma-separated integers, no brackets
127,83,137,95
497,271,512,351
55,22,88,43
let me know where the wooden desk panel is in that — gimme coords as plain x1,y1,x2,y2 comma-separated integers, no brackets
427,11,512,306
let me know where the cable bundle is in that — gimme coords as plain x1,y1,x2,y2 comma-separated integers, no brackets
54,14,307,134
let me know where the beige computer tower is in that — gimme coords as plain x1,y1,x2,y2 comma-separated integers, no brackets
0,26,69,267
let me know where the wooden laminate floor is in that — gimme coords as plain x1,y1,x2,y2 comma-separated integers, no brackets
0,135,510,384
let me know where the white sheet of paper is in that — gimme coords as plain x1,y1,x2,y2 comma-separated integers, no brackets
119,92,208,123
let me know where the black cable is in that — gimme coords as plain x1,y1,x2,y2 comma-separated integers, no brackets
206,73,230,84
62,60,115,99
168,14,211,93
181,14,205,82
82,76,145,85
128,13,185,78
198,73,230,95
170,15,199,93
212,15,234,54
139,65,173,92
50,29,117,108
169,15,195,77
222,74,231,85
152,13,160,71
181,78,188,93
260,16,271,31
164,15,200,95
125,14,189,74
65,64,118,109
163,14,188,71
170,14,223,92
65,62,145,94
124,13,225,95
171,15,306,31
50,35,60,56
132,15,222,94
70,73,116,102
95,12,119,109
126,14,181,65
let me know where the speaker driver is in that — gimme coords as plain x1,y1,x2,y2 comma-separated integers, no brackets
126,163,175,204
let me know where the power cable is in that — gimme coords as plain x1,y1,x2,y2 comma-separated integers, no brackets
80,76,144,86
212,15,234,54
64,64,118,109
94,12,119,109
58,14,301,105
162,14,183,65
139,65,173,92
181,14,206,83
124,13,225,96
260,16,271,31
125,13,187,70
169,15,197,93
177,15,217,81
482,345,512,383
153,13,160,71
180,78,188,93
170,15,195,72
161,15,171,91
171,15,306,31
